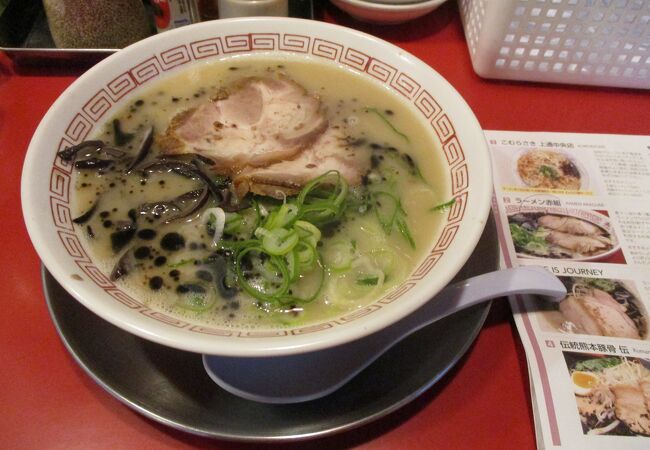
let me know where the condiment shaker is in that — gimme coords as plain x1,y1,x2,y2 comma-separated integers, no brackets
43,0,151,48
217,0,288,19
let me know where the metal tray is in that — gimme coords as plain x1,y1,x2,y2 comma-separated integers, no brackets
42,215,499,442
1,0,315,65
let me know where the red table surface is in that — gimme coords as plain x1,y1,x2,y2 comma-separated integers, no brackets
1,3,648,449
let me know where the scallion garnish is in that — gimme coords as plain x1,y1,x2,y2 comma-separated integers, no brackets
357,276,379,286
365,107,409,142
430,198,456,212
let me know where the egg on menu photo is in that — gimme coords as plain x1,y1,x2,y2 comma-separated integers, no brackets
571,370,599,396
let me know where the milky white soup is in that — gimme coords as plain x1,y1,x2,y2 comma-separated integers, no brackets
65,55,449,329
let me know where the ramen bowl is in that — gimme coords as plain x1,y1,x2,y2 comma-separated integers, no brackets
22,18,491,357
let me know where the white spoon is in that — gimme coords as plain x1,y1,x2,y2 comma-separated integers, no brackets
203,266,566,404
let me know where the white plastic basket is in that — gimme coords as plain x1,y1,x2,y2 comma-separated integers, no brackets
458,0,650,89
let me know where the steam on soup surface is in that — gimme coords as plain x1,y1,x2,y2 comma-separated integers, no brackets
65,55,449,329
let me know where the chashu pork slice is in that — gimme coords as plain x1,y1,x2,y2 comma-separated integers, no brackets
640,381,650,412
233,127,370,199
559,288,640,338
582,288,639,338
546,230,609,255
560,295,605,336
159,76,328,170
610,384,650,435
538,214,603,236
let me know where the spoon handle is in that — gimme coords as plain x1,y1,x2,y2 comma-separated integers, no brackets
388,266,566,344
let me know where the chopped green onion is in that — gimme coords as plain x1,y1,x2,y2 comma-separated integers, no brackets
264,203,298,230
365,107,409,142
235,246,291,302
224,212,243,234
539,165,560,180
202,207,226,247
285,250,299,281
218,238,259,252
294,220,321,248
329,256,385,300
294,241,317,269
357,276,379,286
216,168,415,307
372,191,399,233
251,199,263,229
257,257,284,284
395,215,415,249
297,171,348,226
257,227,299,256
430,198,456,212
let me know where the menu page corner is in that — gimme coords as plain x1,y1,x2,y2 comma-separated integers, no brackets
485,130,650,449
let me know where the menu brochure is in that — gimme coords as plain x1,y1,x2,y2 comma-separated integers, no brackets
485,130,650,449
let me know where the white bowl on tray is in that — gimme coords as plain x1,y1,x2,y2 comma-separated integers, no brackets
330,0,448,24
21,17,492,359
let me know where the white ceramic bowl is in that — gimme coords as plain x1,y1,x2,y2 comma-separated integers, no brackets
22,17,491,357
330,0,447,24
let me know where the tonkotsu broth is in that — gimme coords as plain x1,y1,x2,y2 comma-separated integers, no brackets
71,55,449,329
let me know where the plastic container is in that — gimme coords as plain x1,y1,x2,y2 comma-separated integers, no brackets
458,0,650,89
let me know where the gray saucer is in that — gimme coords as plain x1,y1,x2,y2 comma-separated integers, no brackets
43,215,498,442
